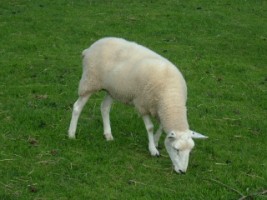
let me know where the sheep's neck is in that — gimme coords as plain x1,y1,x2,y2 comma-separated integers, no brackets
158,93,189,133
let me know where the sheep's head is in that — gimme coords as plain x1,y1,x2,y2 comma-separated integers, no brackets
164,130,207,174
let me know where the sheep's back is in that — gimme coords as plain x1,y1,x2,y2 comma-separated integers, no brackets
82,37,185,106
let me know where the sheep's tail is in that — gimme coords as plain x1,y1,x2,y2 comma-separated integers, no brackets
82,49,89,58
81,48,90,69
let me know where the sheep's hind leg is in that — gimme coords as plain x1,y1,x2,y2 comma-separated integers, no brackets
154,124,162,148
142,115,160,156
68,94,90,139
101,94,114,141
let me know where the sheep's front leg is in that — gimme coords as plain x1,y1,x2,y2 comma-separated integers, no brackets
142,115,160,156
101,94,114,141
68,94,90,139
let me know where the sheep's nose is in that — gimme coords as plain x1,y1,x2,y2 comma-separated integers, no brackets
179,170,186,174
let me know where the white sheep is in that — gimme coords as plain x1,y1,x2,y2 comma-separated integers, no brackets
68,37,207,174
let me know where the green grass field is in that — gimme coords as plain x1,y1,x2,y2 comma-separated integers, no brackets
0,0,266,199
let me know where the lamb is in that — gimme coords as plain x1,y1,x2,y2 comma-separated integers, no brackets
68,37,207,174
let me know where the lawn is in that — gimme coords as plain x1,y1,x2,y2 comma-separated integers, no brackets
0,0,266,199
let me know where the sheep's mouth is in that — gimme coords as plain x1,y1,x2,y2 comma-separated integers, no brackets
173,166,186,174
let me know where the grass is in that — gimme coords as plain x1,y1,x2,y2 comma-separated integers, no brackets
0,0,266,199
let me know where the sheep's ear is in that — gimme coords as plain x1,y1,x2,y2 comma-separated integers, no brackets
167,131,176,139
190,131,208,139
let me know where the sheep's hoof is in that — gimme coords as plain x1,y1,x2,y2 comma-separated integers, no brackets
68,133,76,139
104,134,114,141
150,148,160,157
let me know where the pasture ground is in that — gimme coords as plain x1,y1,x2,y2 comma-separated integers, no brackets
0,0,266,199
